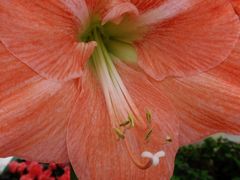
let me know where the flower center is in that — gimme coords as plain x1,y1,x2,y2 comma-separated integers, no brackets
80,17,166,169
80,16,141,64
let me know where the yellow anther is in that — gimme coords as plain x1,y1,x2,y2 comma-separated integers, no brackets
114,128,125,139
146,111,152,125
144,128,153,141
128,114,135,128
166,136,172,143
119,120,130,127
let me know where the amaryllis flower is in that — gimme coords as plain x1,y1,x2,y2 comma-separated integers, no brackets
0,0,240,179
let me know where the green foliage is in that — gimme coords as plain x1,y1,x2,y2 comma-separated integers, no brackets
70,165,78,180
172,137,240,180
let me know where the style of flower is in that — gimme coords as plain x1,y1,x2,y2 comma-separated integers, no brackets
0,0,240,179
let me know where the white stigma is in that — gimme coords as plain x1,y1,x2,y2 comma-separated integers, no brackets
141,150,166,166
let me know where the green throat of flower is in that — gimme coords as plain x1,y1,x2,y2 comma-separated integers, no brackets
80,17,140,64
80,17,166,169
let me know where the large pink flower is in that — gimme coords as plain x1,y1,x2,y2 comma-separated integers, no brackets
0,0,240,179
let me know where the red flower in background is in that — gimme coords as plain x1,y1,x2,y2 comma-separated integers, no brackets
28,162,43,178
5,160,69,179
0,0,240,179
8,161,19,174
18,162,27,173
20,174,33,180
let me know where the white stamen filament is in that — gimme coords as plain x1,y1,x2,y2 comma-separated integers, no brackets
92,28,141,128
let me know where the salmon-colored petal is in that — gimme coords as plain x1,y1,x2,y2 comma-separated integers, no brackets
60,0,89,24
0,43,79,163
130,0,165,14
136,0,240,80
102,1,139,25
80,0,113,19
117,62,180,179
82,0,139,24
231,0,240,15
67,64,179,179
208,39,240,88
139,0,201,25
0,0,96,81
159,39,240,146
85,0,109,15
